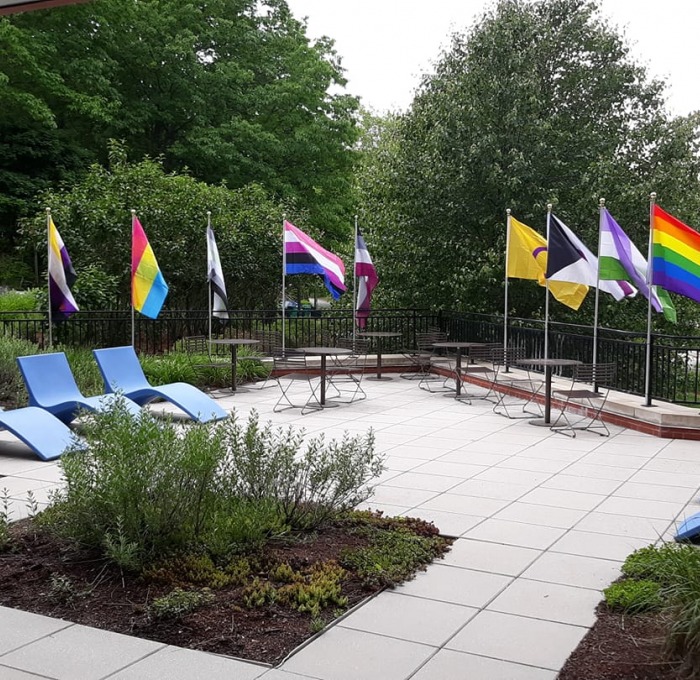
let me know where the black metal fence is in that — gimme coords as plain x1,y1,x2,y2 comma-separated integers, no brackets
2,308,699,405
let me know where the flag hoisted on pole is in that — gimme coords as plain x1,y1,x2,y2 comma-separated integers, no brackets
46,208,79,347
507,208,589,361
598,203,676,322
206,212,229,345
546,212,637,301
651,204,700,304
283,220,346,299
506,214,588,310
131,211,168,345
354,223,378,330
645,200,700,405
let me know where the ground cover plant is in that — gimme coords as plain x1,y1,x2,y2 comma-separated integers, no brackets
560,542,700,680
0,405,452,664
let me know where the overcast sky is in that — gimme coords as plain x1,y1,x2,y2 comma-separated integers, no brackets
286,0,699,117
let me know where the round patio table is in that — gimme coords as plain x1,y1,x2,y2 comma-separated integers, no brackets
516,358,581,425
209,338,260,392
431,341,487,399
299,347,352,407
358,331,402,380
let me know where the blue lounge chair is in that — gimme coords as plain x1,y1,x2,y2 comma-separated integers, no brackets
16,352,142,425
92,346,228,423
0,406,81,461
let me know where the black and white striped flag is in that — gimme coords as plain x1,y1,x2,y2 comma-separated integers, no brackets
206,225,229,318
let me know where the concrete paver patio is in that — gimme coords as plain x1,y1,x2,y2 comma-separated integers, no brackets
0,376,697,679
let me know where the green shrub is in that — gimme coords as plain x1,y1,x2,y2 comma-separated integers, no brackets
48,574,78,604
43,401,232,564
150,587,214,620
60,345,104,396
0,257,34,289
275,561,348,618
623,543,700,586
219,413,384,530
604,579,663,613
0,333,38,405
0,289,41,312
42,405,382,566
0,490,12,551
340,523,450,588
139,352,198,386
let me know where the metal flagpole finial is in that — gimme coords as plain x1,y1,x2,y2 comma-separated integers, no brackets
599,197,605,207
506,208,511,216
206,210,211,217
650,192,657,201
130,208,136,215
45,207,51,215
547,203,552,212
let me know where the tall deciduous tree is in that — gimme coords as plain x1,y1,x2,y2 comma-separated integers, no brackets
1,0,358,245
19,144,292,310
358,0,700,329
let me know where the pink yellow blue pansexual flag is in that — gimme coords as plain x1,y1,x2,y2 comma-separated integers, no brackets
131,213,168,318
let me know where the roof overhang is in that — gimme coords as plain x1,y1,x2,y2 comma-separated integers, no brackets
0,0,90,16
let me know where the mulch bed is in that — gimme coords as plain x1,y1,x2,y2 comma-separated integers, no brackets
0,517,691,676
559,603,681,680
0,517,449,666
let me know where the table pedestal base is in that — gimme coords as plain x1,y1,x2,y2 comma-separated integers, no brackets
528,418,552,427
365,375,394,381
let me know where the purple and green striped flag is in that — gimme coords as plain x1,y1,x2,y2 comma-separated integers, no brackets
599,208,676,323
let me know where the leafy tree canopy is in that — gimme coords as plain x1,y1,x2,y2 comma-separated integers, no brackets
20,144,302,310
357,0,700,332
1,0,359,245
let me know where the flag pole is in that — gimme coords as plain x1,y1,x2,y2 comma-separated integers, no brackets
282,213,286,355
46,207,53,348
353,215,358,343
544,204,552,360
130,209,136,348
504,209,511,371
207,211,212,346
593,198,604,382
644,192,657,407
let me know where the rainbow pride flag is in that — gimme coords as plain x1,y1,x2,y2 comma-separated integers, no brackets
132,214,168,318
651,205,700,304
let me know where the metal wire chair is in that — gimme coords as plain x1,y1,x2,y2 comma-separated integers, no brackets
491,346,544,419
550,362,616,437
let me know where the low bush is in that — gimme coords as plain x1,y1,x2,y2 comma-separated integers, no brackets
219,414,383,530
0,334,37,405
42,405,383,567
612,542,700,674
604,579,663,613
0,289,41,312
138,352,198,386
150,588,214,620
0,336,104,407
340,518,450,588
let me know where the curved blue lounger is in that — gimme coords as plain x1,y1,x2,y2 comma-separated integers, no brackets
92,346,228,424
0,406,81,461
16,352,143,425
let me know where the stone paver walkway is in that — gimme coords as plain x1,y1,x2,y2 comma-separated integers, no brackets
0,376,697,679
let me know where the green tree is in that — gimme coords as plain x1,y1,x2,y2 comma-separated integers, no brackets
358,0,700,330
1,0,359,248
19,145,294,310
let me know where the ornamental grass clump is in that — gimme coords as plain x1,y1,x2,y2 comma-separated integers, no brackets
41,403,383,569
605,542,700,677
